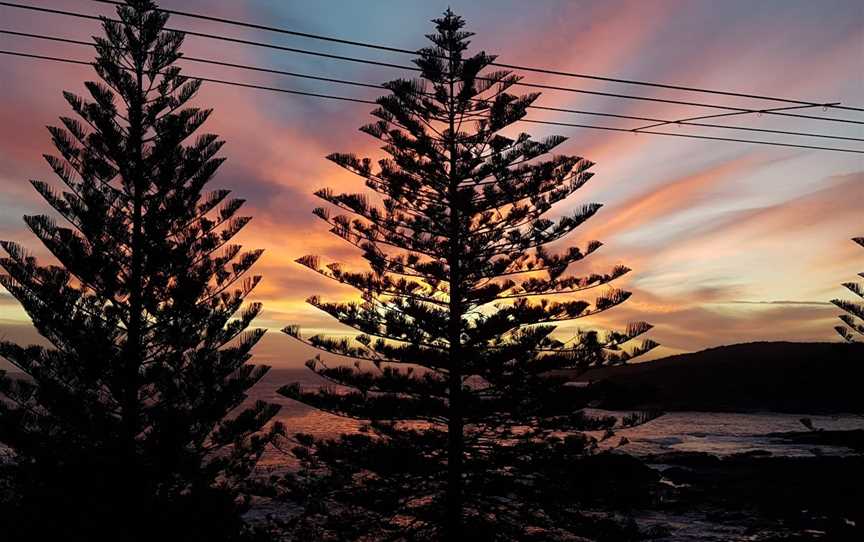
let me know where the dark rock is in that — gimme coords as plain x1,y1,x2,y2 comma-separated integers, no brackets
641,524,672,538
768,429,864,452
729,449,772,459
643,451,722,468
554,453,662,509
579,453,661,485
661,466,702,485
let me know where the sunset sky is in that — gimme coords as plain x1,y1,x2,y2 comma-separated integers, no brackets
0,0,862,368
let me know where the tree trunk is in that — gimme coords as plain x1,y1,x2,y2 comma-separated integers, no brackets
123,19,146,470
445,53,464,539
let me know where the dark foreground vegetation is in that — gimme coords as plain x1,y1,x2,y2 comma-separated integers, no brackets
0,1,659,539
0,2,282,540
273,6,659,540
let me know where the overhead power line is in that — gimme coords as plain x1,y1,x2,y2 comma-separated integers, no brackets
1,1,863,126
0,49,376,103
4,28,860,143
1,48,861,155
89,0,864,114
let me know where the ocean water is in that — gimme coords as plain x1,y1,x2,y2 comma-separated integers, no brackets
252,369,864,466
594,409,864,458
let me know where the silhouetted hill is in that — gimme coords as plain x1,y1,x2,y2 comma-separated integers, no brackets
576,342,864,413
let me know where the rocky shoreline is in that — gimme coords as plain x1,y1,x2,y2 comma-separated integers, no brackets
642,452,862,540
609,431,864,540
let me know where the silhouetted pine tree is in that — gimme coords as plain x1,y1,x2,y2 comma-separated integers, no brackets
279,10,657,539
0,1,282,539
832,237,864,342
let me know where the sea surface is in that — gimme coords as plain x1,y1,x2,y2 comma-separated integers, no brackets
253,368,864,467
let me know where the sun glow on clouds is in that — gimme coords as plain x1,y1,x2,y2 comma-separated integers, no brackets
0,0,862,368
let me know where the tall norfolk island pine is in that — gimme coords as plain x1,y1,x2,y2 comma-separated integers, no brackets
832,237,864,342
282,11,657,539
0,1,282,539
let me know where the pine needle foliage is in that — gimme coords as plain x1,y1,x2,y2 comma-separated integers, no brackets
0,1,282,539
832,237,864,342
279,10,657,540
